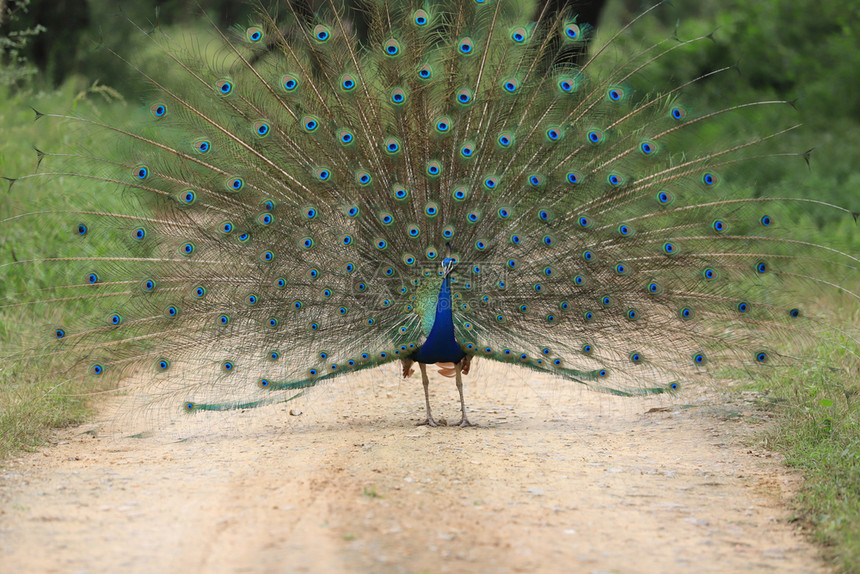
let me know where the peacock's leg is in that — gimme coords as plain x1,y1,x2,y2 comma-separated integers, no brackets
453,360,474,427
416,362,439,427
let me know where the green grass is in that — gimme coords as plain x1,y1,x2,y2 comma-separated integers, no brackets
0,84,126,459
745,329,860,572
0,360,100,458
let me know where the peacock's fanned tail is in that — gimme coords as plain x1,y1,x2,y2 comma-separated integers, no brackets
3,0,858,415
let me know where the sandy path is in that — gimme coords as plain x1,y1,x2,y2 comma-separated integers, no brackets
0,364,824,573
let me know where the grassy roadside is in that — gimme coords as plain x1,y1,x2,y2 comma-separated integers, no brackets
0,84,123,459
745,324,860,572
0,362,100,459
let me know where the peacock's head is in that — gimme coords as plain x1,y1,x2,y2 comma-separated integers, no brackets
441,242,456,277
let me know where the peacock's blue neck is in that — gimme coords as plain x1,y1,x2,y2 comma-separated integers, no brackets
413,274,465,364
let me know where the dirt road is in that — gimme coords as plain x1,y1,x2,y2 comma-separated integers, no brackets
0,364,824,573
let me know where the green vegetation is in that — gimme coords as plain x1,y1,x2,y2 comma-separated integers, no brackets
1,0,858,568
747,331,860,572
0,84,122,458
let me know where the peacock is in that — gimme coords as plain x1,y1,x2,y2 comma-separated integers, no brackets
2,0,858,428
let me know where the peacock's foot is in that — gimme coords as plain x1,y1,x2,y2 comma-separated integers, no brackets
454,416,475,428
416,416,440,427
